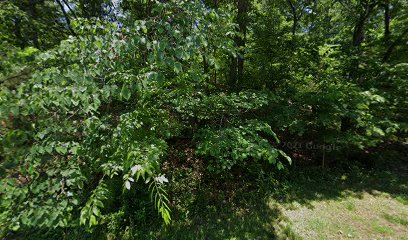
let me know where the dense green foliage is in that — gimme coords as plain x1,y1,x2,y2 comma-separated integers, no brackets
0,0,407,238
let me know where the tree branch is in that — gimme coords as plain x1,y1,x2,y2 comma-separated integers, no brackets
55,0,76,36
61,0,78,19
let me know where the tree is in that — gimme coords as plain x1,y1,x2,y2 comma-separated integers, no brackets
0,0,406,238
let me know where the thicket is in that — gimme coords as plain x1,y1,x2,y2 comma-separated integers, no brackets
0,0,407,238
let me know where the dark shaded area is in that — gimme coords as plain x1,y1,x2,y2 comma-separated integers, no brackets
271,147,408,209
154,144,287,240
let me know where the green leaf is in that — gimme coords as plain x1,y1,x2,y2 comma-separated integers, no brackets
90,215,97,226
55,145,67,154
174,62,182,74
95,40,103,49
278,150,292,164
120,85,131,101
372,127,385,136
125,181,131,190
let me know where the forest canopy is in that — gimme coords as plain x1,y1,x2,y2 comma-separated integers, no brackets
0,0,407,239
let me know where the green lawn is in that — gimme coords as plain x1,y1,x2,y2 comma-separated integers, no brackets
282,192,407,239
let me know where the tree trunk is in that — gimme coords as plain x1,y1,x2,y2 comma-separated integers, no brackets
353,16,366,47
229,56,237,89
287,0,297,36
203,55,209,74
384,0,390,44
352,1,378,47
13,17,25,48
230,0,248,90
28,0,40,48
350,1,378,80
383,27,408,62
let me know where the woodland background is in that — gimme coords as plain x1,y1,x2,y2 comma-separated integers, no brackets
0,0,407,239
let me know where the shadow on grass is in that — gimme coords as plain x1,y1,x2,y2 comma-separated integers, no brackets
155,170,292,240
272,160,408,208
159,200,282,239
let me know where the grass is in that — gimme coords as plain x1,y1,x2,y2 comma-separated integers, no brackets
275,161,408,240
372,223,394,235
383,214,408,226
395,194,408,205
344,199,356,211
283,192,407,239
